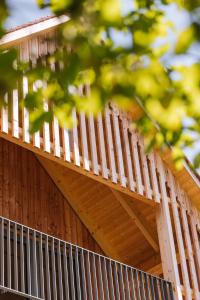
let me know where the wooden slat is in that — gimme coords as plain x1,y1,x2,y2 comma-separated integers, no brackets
72,108,80,166
188,206,200,283
88,113,99,175
130,130,143,195
148,152,160,202
1,93,8,133
22,77,30,143
111,106,126,187
156,155,183,300
79,112,90,171
32,81,41,148
43,100,51,153
121,116,135,191
62,127,71,162
97,112,109,179
168,170,191,299
138,135,152,199
52,113,61,157
12,88,19,138
178,188,199,300
105,107,117,183
20,41,30,144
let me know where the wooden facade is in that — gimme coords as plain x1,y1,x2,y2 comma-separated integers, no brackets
0,16,199,300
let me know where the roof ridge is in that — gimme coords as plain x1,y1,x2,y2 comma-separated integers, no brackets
6,15,55,34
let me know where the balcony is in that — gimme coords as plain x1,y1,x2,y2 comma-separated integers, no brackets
0,216,174,300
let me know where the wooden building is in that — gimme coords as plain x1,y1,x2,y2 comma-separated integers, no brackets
0,16,199,300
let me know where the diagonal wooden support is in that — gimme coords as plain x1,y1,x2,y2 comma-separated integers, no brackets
111,189,159,252
37,154,121,261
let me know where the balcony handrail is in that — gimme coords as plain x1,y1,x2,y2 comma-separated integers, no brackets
0,215,174,300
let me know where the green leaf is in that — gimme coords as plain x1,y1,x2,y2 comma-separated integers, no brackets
175,26,195,54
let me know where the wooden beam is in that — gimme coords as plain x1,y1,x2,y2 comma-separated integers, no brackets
36,154,121,261
110,189,159,252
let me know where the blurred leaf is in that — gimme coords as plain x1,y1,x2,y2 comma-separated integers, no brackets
175,26,195,54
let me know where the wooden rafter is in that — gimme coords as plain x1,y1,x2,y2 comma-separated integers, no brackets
110,189,159,252
36,154,121,261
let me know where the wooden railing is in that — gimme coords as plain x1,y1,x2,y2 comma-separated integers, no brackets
0,216,174,300
0,92,162,204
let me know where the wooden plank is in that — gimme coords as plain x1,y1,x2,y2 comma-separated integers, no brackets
72,108,80,166
88,113,99,175
43,100,51,153
1,93,8,133
79,112,90,171
12,88,19,138
22,76,30,143
155,154,183,300
97,112,109,179
111,189,159,252
121,117,135,191
178,188,199,300
137,135,152,199
148,152,160,202
130,130,143,195
32,81,41,148
167,170,191,299
105,107,117,183
111,106,126,187
188,205,200,284
62,127,71,162
52,112,61,157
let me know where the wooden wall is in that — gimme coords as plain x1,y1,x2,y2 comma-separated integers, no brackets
0,137,102,254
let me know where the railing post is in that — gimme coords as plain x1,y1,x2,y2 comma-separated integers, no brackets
155,155,183,300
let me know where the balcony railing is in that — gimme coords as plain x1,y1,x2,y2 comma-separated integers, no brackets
0,216,174,300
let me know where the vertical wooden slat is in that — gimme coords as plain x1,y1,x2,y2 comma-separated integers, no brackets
121,116,135,191
130,130,143,195
148,152,160,202
97,112,109,179
111,106,126,187
178,189,199,300
33,230,38,297
188,205,200,283
105,107,117,183
1,93,8,134
12,88,19,138
88,113,99,175
156,155,183,300
22,76,30,143
138,135,152,199
43,100,51,153
72,108,80,166
20,41,30,144
62,127,71,162
167,171,191,299
52,112,61,157
79,112,90,171
32,81,41,148
80,249,87,300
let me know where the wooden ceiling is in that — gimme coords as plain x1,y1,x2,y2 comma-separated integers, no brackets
37,154,161,274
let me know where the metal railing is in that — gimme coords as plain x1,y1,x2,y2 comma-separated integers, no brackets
0,216,174,299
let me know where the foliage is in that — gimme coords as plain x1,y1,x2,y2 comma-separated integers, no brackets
0,0,200,168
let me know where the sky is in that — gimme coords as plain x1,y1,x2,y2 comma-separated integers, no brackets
5,0,200,165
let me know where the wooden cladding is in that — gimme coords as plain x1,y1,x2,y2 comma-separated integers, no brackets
0,138,102,255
